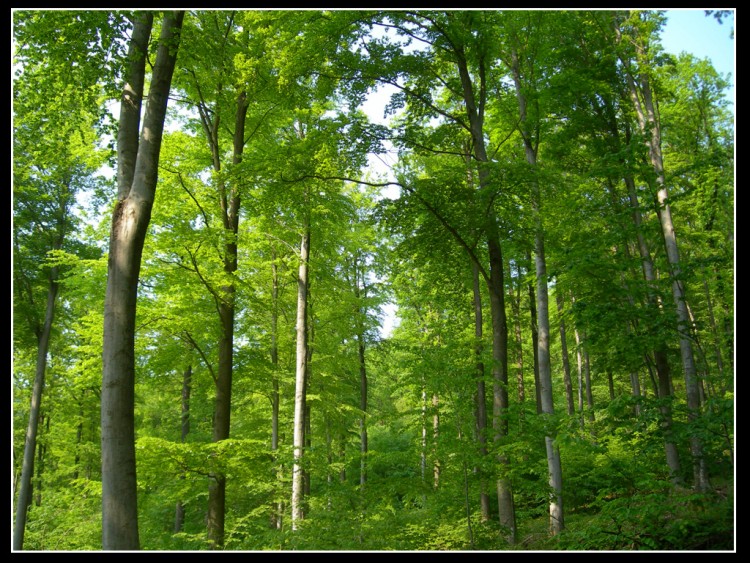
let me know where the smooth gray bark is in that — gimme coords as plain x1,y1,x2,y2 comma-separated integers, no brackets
510,38,564,535
291,214,310,530
101,12,183,550
471,262,491,521
616,13,709,491
13,267,59,550
555,292,575,416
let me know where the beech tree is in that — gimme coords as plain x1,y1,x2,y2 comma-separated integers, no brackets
13,9,733,552
12,10,122,549
614,10,710,492
12,74,103,552
101,11,184,549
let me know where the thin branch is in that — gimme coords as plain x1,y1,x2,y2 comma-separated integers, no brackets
182,330,217,385
160,164,212,228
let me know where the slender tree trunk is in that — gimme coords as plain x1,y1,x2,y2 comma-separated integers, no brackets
73,401,84,480
421,384,427,491
630,371,642,416
529,201,564,535
456,40,516,543
555,292,575,416
13,260,59,550
597,80,677,450
574,321,585,428
353,256,369,488
531,185,564,536
616,13,709,492
101,12,183,550
526,259,542,415
471,262,491,521
291,211,310,530
33,415,49,507
511,263,526,406
174,363,192,534
607,370,615,402
621,173,682,481
510,40,564,534
206,90,249,550
358,333,368,486
702,276,725,381
432,393,440,489
339,435,347,483
270,248,283,529
566,306,592,424
303,318,314,503
583,341,594,422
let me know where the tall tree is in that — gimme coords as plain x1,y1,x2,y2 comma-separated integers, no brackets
501,10,564,534
614,10,710,492
363,11,518,541
12,10,118,549
555,292,575,416
101,11,184,549
291,172,311,530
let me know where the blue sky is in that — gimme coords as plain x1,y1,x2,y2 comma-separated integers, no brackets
661,9,735,109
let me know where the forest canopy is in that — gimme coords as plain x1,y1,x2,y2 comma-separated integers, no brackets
12,9,734,551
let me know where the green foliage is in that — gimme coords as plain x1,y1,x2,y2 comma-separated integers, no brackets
21,478,102,550
554,488,733,550
13,8,733,552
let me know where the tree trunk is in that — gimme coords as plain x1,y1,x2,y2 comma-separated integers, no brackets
630,371,642,416
304,313,314,502
174,363,192,534
555,292,575,416
607,370,615,402
622,171,682,481
511,263,526,406
597,87,681,473
354,256,369,487
33,416,48,507
526,261,542,415
101,12,183,550
432,393,440,489
510,41,564,534
205,90,249,550
358,332,368,487
574,323,585,428
615,12,709,492
530,204,564,535
421,384,427,492
270,248,283,529
73,400,84,480
13,259,59,550
291,213,310,530
583,341,594,422
453,37,515,543
471,262,491,521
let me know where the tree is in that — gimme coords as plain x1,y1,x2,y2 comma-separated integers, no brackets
11,9,733,552
12,12,111,548
361,11,518,541
175,12,251,547
499,10,565,533
101,11,184,549
291,142,311,529
614,10,710,492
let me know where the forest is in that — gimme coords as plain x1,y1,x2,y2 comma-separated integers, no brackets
12,9,734,552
